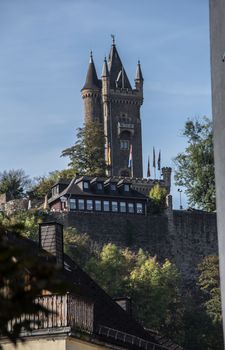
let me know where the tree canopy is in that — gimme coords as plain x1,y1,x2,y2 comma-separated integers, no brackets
61,121,107,177
149,184,167,213
174,117,215,211
0,169,31,200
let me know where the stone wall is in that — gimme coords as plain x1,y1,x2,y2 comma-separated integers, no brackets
48,209,218,282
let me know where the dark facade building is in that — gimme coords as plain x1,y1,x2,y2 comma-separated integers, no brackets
81,38,144,178
49,176,147,215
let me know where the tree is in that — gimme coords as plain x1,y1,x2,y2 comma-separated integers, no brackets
198,256,222,324
129,256,182,337
0,216,65,348
0,169,31,200
86,243,132,297
174,117,215,211
85,243,183,340
182,256,223,350
149,184,167,213
61,121,107,177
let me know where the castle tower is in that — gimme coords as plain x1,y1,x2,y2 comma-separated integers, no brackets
81,52,102,123
82,40,144,177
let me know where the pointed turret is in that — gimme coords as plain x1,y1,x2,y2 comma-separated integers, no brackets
107,38,132,90
135,60,144,91
82,51,100,91
102,57,109,78
81,51,102,124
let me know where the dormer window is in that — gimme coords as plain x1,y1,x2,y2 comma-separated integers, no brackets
83,181,89,190
97,182,103,190
111,184,116,191
124,184,130,192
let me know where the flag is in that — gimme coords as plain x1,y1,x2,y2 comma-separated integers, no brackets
157,150,161,171
147,156,151,177
128,144,133,168
153,147,156,168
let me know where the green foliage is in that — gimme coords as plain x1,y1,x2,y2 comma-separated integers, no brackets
174,117,215,211
182,256,223,350
0,217,66,348
149,184,167,213
64,227,98,266
84,243,182,339
86,244,134,297
129,257,183,337
198,256,222,324
0,169,31,200
0,210,46,242
61,121,107,176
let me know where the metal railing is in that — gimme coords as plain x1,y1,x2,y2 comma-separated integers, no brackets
8,293,94,334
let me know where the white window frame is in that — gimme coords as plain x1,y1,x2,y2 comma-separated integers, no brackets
95,200,101,211
78,199,85,210
87,199,93,211
69,198,76,210
103,200,110,212
112,201,118,212
136,203,143,214
120,202,126,213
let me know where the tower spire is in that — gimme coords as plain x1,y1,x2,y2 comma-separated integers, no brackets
135,60,144,92
135,60,144,82
102,56,109,77
81,51,100,91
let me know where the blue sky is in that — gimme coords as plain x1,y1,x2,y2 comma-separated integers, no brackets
0,0,211,208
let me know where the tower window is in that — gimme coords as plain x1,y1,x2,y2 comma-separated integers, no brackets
120,140,130,150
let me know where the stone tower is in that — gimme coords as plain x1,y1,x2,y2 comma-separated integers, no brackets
81,39,144,178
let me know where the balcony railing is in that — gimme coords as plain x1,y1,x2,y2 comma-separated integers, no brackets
8,293,94,335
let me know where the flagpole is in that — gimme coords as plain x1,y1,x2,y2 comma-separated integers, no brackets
153,147,156,180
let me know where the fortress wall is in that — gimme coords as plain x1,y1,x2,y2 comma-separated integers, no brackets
48,210,218,281
171,210,218,281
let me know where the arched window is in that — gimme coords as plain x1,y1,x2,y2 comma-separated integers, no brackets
120,130,131,150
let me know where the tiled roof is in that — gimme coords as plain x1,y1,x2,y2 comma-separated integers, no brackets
49,176,146,204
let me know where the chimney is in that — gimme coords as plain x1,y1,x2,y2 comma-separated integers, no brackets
39,222,64,267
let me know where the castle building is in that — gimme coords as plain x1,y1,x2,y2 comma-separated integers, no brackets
81,38,144,178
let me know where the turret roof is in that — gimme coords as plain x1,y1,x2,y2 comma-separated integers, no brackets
102,57,109,77
135,60,144,81
81,52,101,91
108,42,132,90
